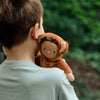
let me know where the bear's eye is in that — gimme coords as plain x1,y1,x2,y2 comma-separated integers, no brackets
43,48,46,50
53,51,56,54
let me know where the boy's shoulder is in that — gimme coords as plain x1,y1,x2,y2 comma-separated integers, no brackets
21,66,67,87
42,67,65,79
35,67,68,85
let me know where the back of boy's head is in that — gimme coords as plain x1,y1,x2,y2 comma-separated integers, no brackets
0,0,43,49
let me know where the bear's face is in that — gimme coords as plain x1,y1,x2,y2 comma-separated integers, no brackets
41,41,58,60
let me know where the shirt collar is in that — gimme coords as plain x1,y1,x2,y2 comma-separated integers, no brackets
1,60,37,67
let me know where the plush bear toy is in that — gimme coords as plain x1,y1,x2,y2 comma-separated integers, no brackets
36,33,74,81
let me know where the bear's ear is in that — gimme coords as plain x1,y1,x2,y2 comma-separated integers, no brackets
38,36,44,43
59,41,67,53
37,33,46,43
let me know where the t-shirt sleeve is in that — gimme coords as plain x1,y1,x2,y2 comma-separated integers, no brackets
57,70,78,100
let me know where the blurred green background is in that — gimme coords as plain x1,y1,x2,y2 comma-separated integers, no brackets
0,0,100,100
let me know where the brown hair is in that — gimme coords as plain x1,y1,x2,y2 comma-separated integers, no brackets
0,0,43,49
40,37,58,46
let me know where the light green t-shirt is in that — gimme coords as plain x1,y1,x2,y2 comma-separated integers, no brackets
0,60,78,100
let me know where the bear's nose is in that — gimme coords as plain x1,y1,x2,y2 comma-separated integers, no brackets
47,51,50,54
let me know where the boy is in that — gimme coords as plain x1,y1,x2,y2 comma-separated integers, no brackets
0,0,78,100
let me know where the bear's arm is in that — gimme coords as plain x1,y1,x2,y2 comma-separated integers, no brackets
57,59,72,74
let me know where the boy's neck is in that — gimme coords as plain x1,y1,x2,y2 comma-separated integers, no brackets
6,46,35,63
5,40,37,64
6,52,35,63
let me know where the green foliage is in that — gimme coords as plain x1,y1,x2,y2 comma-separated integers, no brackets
68,48,86,62
86,72,100,80
67,48,100,72
86,52,100,72
74,75,100,100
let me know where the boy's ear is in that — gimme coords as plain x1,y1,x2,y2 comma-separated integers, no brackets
31,23,39,39
34,23,39,39
30,27,36,39
2,46,7,55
